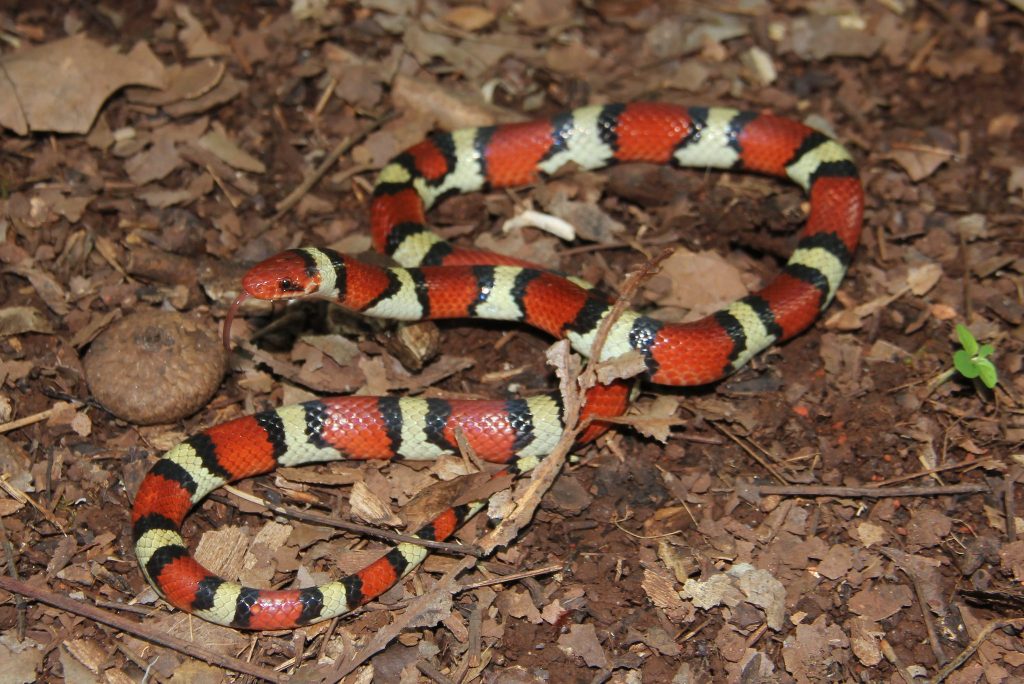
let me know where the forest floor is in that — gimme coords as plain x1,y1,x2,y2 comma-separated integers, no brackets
1,1,1023,682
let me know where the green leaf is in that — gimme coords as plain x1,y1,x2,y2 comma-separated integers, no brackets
977,344,994,360
953,349,979,378
955,324,978,355
976,359,998,389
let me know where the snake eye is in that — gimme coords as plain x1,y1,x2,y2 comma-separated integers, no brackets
279,278,301,293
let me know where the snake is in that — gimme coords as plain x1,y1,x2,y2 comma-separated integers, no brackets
131,102,863,629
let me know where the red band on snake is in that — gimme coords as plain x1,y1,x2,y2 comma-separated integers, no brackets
132,102,863,629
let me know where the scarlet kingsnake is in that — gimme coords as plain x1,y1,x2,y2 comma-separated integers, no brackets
132,103,863,629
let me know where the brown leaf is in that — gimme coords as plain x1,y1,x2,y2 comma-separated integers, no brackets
175,5,229,58
198,125,266,174
642,567,693,624
350,481,402,527
6,266,69,315
888,147,953,182
0,306,54,337
643,248,749,317
443,6,496,31
127,59,226,106
557,623,609,669
0,35,165,135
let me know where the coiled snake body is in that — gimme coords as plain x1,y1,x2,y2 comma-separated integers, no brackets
131,102,863,629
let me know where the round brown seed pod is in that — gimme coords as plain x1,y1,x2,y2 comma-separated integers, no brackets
84,310,226,425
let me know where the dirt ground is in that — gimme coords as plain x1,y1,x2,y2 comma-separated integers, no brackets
1,1,1023,682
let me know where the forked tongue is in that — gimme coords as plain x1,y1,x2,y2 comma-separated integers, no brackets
223,292,249,350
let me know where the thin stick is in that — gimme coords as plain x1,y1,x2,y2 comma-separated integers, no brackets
467,603,482,668
714,421,790,485
0,407,55,434
1005,468,1020,543
457,564,563,591
756,483,987,498
0,575,287,683
880,548,946,666
930,617,1024,683
416,660,456,684
588,247,673,366
213,488,483,557
273,112,396,218
0,517,26,637
0,476,66,533
870,458,999,487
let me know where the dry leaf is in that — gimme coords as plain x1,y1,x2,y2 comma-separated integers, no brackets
643,248,749,317
557,623,609,669
198,126,267,173
906,262,943,296
443,6,496,31
888,147,953,182
350,481,402,527
629,395,680,443
0,35,165,134
0,306,54,337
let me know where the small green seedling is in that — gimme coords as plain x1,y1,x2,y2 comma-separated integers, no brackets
925,324,999,395
951,324,998,389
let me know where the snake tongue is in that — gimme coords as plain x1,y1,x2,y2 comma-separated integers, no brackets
223,292,249,351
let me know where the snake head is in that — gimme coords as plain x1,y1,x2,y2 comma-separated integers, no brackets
242,249,321,300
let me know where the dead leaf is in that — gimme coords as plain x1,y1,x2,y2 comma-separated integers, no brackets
643,248,750,317
847,616,884,667
350,481,402,527
6,266,69,315
0,306,54,337
888,146,953,182
782,614,850,682
0,639,43,683
127,59,226,106
443,6,496,31
391,74,516,131
198,125,266,173
628,395,680,443
0,35,165,135
175,5,230,58
848,582,913,621
907,262,943,296
557,623,609,669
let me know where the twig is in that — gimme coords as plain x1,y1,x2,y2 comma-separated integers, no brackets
273,112,396,218
457,563,563,591
611,513,683,540
870,458,1000,487
467,603,482,668
0,575,287,683
755,483,987,498
416,660,456,684
880,548,946,667
930,617,1024,683
330,554,478,681
588,247,672,367
919,0,974,40
881,638,918,684
713,421,790,485
211,488,483,557
0,517,26,637
0,407,55,434
0,475,66,533
1006,467,1021,543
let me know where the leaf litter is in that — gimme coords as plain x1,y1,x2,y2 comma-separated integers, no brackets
0,1,1023,682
